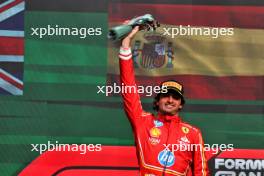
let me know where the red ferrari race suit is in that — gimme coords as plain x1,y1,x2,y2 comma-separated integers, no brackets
119,47,209,176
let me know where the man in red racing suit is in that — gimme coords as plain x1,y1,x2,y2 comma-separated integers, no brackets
119,26,209,176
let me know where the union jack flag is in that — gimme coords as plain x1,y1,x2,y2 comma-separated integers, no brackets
0,0,24,95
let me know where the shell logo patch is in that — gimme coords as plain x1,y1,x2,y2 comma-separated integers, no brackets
182,126,189,134
150,127,161,138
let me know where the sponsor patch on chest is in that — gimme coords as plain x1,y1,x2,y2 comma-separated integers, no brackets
157,149,175,167
179,136,190,143
148,137,160,145
149,127,162,138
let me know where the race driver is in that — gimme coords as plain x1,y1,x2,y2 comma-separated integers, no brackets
119,26,209,176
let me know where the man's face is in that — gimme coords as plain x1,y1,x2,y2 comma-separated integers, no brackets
156,92,183,116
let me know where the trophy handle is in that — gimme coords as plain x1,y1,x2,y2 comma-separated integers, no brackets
108,25,133,41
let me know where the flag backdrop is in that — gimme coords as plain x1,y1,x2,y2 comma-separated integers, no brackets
0,0,24,95
0,0,263,175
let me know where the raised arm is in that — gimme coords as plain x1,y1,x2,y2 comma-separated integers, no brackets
119,26,144,124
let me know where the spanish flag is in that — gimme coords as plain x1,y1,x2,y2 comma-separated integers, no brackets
108,3,264,100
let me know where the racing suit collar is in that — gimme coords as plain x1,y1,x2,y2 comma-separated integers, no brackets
157,113,181,123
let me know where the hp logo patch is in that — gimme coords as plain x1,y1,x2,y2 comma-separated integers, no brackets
158,149,175,167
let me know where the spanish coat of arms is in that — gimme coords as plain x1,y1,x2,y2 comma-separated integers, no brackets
132,32,174,69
